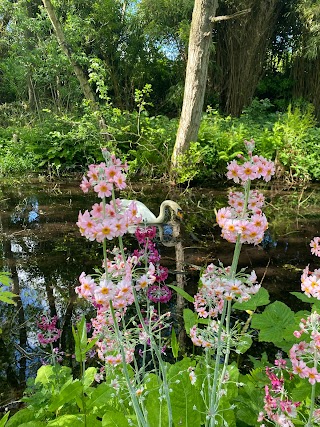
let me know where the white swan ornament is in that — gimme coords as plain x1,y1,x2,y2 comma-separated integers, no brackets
120,199,183,224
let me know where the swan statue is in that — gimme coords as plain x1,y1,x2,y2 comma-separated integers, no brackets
120,199,182,224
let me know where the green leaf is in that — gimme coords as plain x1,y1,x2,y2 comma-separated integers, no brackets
0,290,17,305
72,316,88,362
251,301,295,343
291,291,320,304
48,380,83,411
171,327,179,359
34,364,54,385
144,373,168,427
236,335,253,354
5,409,35,427
0,412,10,427
15,423,46,427
233,287,270,310
102,410,130,426
167,358,202,427
47,415,101,426
0,272,12,287
168,285,194,303
183,308,198,335
86,383,114,411
291,379,312,402
83,367,97,388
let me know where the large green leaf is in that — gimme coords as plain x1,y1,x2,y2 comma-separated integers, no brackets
102,410,130,426
5,409,35,427
0,272,12,287
251,301,295,343
48,381,83,411
47,415,100,426
0,289,17,305
144,373,169,427
86,382,114,411
167,358,202,427
14,423,45,427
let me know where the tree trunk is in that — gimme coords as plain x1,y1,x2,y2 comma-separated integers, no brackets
41,0,97,105
171,0,218,172
214,0,282,116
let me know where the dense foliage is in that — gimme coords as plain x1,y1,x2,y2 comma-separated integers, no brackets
2,99,320,184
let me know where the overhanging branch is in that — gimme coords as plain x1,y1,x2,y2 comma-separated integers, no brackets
210,8,251,23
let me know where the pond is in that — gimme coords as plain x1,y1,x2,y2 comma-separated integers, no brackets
1,177,320,409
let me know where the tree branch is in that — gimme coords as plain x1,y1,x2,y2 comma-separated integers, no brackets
210,8,251,23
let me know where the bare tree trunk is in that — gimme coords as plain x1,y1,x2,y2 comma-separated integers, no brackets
41,0,96,105
171,0,218,172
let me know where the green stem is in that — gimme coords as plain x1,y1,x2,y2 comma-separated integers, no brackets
207,299,228,427
207,179,251,425
109,302,147,427
306,351,318,426
133,287,173,427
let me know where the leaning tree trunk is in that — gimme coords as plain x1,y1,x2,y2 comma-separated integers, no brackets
42,0,96,105
171,0,219,173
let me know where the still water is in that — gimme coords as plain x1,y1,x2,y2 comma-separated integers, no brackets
1,177,320,407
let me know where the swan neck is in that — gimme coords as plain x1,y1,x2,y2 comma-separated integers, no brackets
155,201,168,223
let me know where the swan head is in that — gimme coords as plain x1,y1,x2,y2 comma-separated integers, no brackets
162,200,183,220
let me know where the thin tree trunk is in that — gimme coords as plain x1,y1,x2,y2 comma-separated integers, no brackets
171,0,218,172
41,0,96,105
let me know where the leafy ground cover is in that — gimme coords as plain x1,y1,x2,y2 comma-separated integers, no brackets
1,100,320,184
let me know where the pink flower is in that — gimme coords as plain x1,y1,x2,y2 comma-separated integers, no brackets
80,176,91,192
310,237,320,257
94,181,112,198
239,161,258,181
96,219,117,241
226,160,242,183
306,367,320,385
147,284,172,303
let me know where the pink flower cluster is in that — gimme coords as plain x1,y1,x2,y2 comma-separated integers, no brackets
310,237,320,257
147,284,172,303
77,153,142,242
91,310,135,364
217,141,275,245
190,264,259,348
190,320,226,349
80,154,127,195
258,358,300,426
301,265,320,299
195,264,260,318
37,315,62,346
290,312,320,385
76,252,156,311
300,238,320,299
226,147,275,184
77,199,141,242
216,192,268,245
76,153,173,365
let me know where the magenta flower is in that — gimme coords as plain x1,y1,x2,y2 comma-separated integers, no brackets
147,284,172,303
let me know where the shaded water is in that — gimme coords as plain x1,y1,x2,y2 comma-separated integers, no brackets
1,178,320,408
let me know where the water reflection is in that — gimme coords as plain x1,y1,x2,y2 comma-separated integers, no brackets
1,179,320,407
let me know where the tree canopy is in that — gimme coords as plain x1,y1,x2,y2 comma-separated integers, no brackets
1,0,320,118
